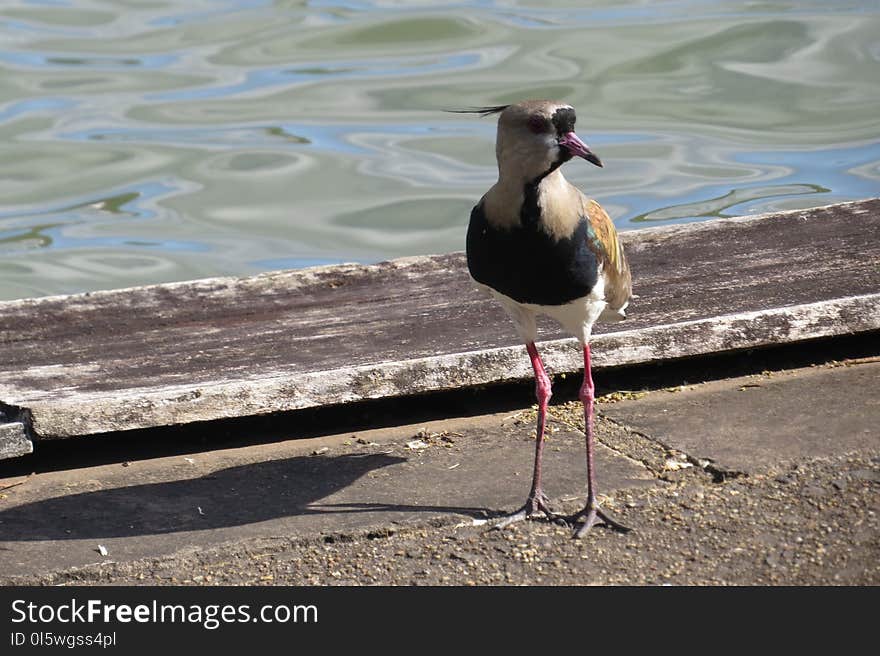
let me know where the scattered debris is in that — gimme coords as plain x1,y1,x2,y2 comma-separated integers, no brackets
501,410,530,424
184,457,195,464
97,545,108,557
663,452,694,472
311,447,329,456
597,390,648,403
0,473,34,492
448,463,460,470
843,355,880,366
406,428,461,450
597,494,614,507
197,507,205,516
417,428,460,442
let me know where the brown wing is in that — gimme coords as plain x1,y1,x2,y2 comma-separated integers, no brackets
584,199,632,316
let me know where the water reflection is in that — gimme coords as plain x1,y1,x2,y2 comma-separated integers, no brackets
0,51,178,69
0,0,877,300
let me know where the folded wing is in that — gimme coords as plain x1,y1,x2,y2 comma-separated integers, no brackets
582,197,631,319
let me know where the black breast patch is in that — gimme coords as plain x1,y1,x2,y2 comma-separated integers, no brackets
466,200,599,306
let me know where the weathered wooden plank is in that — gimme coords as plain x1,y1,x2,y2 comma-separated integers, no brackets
11,293,879,441
0,199,878,446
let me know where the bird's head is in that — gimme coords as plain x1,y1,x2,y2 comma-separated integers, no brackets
459,100,602,185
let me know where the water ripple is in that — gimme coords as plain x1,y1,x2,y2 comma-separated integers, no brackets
0,0,877,300
0,50,178,69
150,48,504,102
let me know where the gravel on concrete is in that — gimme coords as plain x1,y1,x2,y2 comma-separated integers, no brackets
1,357,877,586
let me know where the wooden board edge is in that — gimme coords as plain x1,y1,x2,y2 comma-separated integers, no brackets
15,292,880,444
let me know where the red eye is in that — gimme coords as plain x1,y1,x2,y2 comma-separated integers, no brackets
527,115,548,134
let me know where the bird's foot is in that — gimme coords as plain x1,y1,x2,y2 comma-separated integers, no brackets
492,491,567,530
566,501,631,538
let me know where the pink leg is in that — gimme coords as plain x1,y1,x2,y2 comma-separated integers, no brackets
570,344,630,537
493,342,563,529
525,342,552,504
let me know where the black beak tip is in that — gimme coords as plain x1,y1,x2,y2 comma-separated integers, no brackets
587,153,603,168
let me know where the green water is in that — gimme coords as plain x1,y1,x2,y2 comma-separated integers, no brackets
0,0,878,300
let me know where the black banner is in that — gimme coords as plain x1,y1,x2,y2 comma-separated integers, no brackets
0,585,867,650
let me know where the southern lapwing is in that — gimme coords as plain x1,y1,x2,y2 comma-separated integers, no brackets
461,100,632,537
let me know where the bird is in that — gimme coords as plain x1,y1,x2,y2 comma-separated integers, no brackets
460,100,632,538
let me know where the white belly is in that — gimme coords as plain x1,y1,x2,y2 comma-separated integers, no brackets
479,270,621,345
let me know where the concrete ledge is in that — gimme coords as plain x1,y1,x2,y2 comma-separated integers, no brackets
1,357,877,584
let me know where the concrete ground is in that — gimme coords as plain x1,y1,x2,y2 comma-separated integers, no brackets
0,343,877,586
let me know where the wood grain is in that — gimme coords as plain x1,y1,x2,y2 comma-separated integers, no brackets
1,199,878,447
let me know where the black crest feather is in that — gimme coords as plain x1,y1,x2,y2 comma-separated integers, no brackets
445,105,510,117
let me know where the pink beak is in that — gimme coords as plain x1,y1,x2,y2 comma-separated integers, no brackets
558,131,603,167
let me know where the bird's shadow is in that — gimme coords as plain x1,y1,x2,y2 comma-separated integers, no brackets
0,452,489,542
